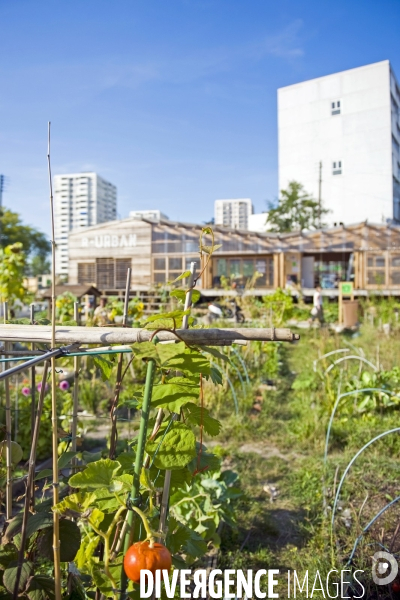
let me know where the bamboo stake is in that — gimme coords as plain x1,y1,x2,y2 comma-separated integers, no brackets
0,325,300,345
109,268,131,459
159,261,197,537
71,302,80,474
3,301,12,520
13,362,50,600
29,303,36,509
120,358,156,598
47,121,62,600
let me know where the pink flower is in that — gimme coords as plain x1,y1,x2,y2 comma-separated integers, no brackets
37,382,49,394
21,387,31,397
59,380,70,391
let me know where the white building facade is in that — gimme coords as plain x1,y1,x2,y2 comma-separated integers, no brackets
54,172,117,276
278,60,400,225
214,198,253,229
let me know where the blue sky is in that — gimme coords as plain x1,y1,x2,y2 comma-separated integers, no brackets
1,0,400,236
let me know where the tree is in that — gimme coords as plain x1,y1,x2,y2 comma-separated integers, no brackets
0,207,51,274
0,243,26,305
266,181,329,233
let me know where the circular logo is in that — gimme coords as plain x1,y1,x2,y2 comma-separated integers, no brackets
372,551,398,585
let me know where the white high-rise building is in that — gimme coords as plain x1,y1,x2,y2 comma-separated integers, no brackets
54,172,117,276
278,60,400,225
214,198,253,229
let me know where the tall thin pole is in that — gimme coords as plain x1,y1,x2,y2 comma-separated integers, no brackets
3,301,12,519
71,302,80,474
159,261,197,535
318,161,322,228
29,303,36,509
47,122,62,600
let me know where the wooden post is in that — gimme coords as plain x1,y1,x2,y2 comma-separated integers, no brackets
3,301,12,519
71,302,80,473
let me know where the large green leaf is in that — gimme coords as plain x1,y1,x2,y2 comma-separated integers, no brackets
151,380,199,412
4,512,53,544
3,560,33,594
37,519,81,563
164,350,211,376
182,528,208,559
184,403,222,437
26,575,56,600
68,459,121,489
146,422,196,470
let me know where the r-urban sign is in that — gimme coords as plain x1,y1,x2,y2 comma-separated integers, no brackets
81,234,137,249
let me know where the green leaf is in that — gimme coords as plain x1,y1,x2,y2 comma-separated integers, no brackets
164,350,211,376
209,366,223,385
81,450,103,464
170,289,201,304
54,491,97,516
173,270,191,282
68,458,121,489
116,451,136,471
4,512,53,544
166,517,191,554
188,444,221,474
184,403,222,437
110,474,133,493
146,422,196,470
90,488,121,512
58,451,77,469
37,519,81,562
93,355,114,381
0,441,23,464
131,342,159,362
201,346,232,365
145,309,189,324
3,560,33,594
34,469,53,481
183,528,208,559
26,575,56,600
151,380,199,412
0,544,18,569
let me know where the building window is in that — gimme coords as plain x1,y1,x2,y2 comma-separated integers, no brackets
332,161,342,175
331,100,341,115
115,259,132,289
366,254,386,286
78,263,95,285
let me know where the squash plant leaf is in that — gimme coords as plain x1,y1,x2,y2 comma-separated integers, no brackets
69,458,121,489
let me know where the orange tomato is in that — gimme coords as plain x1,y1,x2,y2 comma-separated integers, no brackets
123,541,172,583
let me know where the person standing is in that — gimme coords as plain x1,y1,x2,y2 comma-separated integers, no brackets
312,285,324,324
